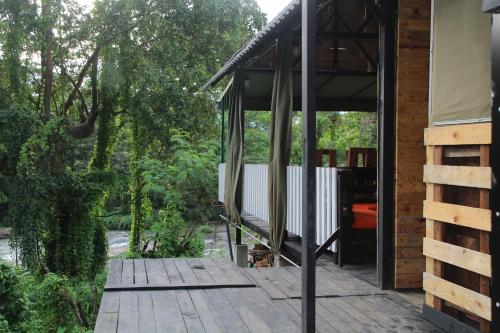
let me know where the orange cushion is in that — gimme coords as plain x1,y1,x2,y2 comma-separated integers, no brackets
352,203,377,229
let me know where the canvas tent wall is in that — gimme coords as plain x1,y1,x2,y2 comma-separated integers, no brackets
430,0,492,125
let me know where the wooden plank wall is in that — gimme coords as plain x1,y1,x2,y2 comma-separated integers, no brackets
394,0,431,288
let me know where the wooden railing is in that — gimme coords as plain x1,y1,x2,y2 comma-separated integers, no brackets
218,163,338,252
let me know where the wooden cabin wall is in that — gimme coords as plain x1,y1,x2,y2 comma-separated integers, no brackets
393,0,431,289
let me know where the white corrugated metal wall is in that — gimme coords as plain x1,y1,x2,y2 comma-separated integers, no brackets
218,163,338,252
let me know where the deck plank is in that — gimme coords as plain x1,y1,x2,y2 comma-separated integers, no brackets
138,292,156,333
107,260,123,286
117,291,139,333
176,290,206,332
243,267,287,299
145,259,170,285
203,289,251,333
97,258,438,333
223,288,300,333
174,259,199,283
134,259,148,285
121,260,134,285
151,290,187,333
188,258,215,283
94,293,120,333
163,258,184,283
284,298,341,333
189,289,226,333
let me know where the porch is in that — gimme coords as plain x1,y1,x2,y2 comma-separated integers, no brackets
95,257,439,332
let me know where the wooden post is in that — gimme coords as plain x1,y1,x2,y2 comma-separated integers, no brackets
301,0,317,331
236,244,248,267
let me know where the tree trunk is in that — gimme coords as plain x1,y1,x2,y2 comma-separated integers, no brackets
41,0,54,120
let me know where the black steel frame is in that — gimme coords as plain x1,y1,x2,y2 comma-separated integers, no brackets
301,0,317,332
376,0,396,290
485,2,500,331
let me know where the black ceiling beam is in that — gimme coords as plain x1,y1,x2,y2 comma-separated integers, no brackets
356,14,374,33
292,31,378,40
337,16,377,69
361,0,384,22
243,98,377,112
244,68,377,77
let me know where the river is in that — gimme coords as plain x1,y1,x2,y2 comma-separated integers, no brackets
0,222,255,264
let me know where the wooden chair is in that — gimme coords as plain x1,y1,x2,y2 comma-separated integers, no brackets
346,148,377,167
336,167,377,266
316,149,336,167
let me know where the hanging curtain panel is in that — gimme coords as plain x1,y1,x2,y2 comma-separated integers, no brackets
430,0,491,125
224,75,244,225
268,32,293,258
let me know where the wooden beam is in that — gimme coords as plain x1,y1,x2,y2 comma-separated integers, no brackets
104,282,257,292
243,98,377,112
423,201,491,232
424,123,492,146
423,165,492,189
423,238,491,277
423,273,492,321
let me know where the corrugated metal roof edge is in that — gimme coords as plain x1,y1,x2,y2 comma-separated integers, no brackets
202,0,301,90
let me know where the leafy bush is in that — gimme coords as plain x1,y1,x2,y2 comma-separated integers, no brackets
0,264,28,332
0,263,105,333
148,205,204,258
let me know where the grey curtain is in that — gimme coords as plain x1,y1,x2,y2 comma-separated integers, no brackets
268,33,293,259
224,75,244,225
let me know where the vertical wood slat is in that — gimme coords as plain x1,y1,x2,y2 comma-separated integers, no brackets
425,145,443,310
479,145,490,332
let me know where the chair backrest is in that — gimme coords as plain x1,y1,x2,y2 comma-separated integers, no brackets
346,148,377,167
316,149,336,167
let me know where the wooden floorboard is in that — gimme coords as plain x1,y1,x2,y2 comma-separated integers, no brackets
96,257,440,333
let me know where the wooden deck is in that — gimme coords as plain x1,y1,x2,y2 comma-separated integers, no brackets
95,257,441,332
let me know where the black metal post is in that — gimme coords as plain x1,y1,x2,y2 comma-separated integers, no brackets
220,98,225,164
485,3,500,330
236,75,244,246
301,0,317,331
377,0,396,290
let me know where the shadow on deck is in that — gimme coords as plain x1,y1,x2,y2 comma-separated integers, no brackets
95,257,440,332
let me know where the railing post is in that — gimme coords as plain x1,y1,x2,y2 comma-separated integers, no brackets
301,0,317,332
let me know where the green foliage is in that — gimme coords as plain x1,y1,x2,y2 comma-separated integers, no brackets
34,274,79,332
0,263,105,333
142,130,218,225
241,111,377,166
0,264,28,332
149,205,204,258
7,119,109,276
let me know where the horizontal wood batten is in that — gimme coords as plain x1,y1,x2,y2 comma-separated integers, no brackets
423,201,491,231
423,273,491,321
423,238,491,277
104,282,257,292
423,165,492,189
424,123,492,146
